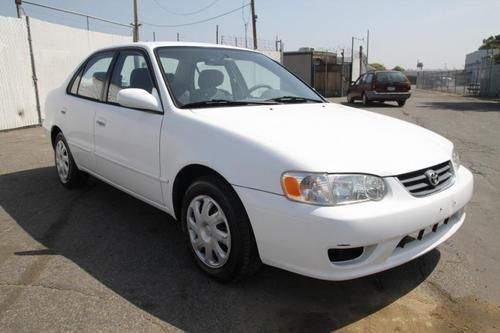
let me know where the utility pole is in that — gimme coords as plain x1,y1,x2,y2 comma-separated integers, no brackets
250,0,257,49
216,25,219,44
153,31,156,41
359,45,363,75
132,0,139,42
244,23,248,48
341,49,345,96
324,52,328,96
177,32,180,41
366,29,370,64
15,0,22,18
351,37,354,67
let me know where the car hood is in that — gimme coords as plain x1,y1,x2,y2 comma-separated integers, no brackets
189,103,453,176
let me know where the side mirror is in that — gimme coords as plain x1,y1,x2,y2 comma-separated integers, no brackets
351,81,356,85
117,88,162,112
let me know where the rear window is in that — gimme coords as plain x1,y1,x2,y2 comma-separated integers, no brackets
375,72,407,83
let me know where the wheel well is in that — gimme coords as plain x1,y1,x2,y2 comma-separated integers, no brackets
172,164,230,221
50,126,62,147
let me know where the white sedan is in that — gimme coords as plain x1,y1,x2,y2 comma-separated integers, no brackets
43,42,473,282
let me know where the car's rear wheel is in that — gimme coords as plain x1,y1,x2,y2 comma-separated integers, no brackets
362,93,370,106
181,175,261,282
54,132,87,188
397,100,406,107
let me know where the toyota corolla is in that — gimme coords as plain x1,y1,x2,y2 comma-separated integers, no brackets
43,42,473,282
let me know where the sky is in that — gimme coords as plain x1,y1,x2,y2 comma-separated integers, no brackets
1,0,499,70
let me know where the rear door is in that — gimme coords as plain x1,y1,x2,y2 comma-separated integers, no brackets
363,73,374,93
94,49,164,204
64,51,115,170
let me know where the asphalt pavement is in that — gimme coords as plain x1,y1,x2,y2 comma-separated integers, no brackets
0,89,499,332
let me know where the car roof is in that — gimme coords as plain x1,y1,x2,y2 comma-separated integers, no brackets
93,41,260,54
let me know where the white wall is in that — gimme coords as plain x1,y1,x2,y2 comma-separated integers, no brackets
0,16,131,130
0,16,38,130
29,18,131,119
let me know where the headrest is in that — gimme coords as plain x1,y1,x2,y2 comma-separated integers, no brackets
198,70,224,89
93,72,107,82
130,68,153,93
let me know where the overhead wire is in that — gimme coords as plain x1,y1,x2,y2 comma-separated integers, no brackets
142,3,250,28
152,0,221,16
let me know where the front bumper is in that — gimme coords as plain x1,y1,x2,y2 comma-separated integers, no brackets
234,166,473,280
366,91,411,101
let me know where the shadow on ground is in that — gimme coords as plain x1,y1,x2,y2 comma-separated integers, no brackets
417,101,500,112
0,167,440,332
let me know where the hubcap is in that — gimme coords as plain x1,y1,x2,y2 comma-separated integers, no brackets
55,140,70,182
187,195,231,268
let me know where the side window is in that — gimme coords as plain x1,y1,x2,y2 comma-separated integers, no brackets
365,73,373,84
194,62,232,93
107,51,155,103
77,52,114,100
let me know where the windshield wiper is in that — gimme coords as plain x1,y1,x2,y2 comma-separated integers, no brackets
181,99,277,109
265,96,323,104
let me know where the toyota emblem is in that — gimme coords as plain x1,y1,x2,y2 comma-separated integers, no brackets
425,169,440,186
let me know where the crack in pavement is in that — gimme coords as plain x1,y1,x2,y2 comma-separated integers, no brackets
0,282,106,301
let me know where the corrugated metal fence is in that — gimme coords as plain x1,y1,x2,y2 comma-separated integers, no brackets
0,16,38,130
0,15,131,131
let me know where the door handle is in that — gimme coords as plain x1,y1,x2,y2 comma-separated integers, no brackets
96,119,106,127
60,108,67,115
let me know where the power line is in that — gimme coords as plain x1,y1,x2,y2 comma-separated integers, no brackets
151,0,221,16
21,0,131,28
142,3,250,27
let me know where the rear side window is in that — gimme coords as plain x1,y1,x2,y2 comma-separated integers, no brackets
375,72,407,83
76,52,114,100
107,51,155,103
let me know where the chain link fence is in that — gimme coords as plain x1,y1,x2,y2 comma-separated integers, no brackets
220,34,282,51
416,63,500,98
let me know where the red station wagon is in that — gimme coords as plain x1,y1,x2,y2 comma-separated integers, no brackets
347,70,412,107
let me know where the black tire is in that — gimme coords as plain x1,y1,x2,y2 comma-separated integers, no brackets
362,93,370,106
397,100,406,107
53,132,87,188
181,175,261,282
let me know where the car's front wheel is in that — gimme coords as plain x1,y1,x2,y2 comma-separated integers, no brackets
181,175,261,282
347,93,354,104
54,132,87,188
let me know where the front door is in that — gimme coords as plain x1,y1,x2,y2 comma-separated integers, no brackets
350,74,365,99
94,49,164,205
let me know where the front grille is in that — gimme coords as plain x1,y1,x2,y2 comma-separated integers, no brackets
396,161,454,197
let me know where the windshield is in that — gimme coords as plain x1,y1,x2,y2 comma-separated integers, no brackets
156,47,323,108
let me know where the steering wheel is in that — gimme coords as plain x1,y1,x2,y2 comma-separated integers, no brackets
248,84,273,97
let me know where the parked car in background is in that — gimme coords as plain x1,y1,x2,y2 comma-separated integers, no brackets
347,70,412,106
43,42,473,282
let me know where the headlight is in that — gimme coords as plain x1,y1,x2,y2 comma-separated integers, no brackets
282,172,386,206
452,149,461,171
